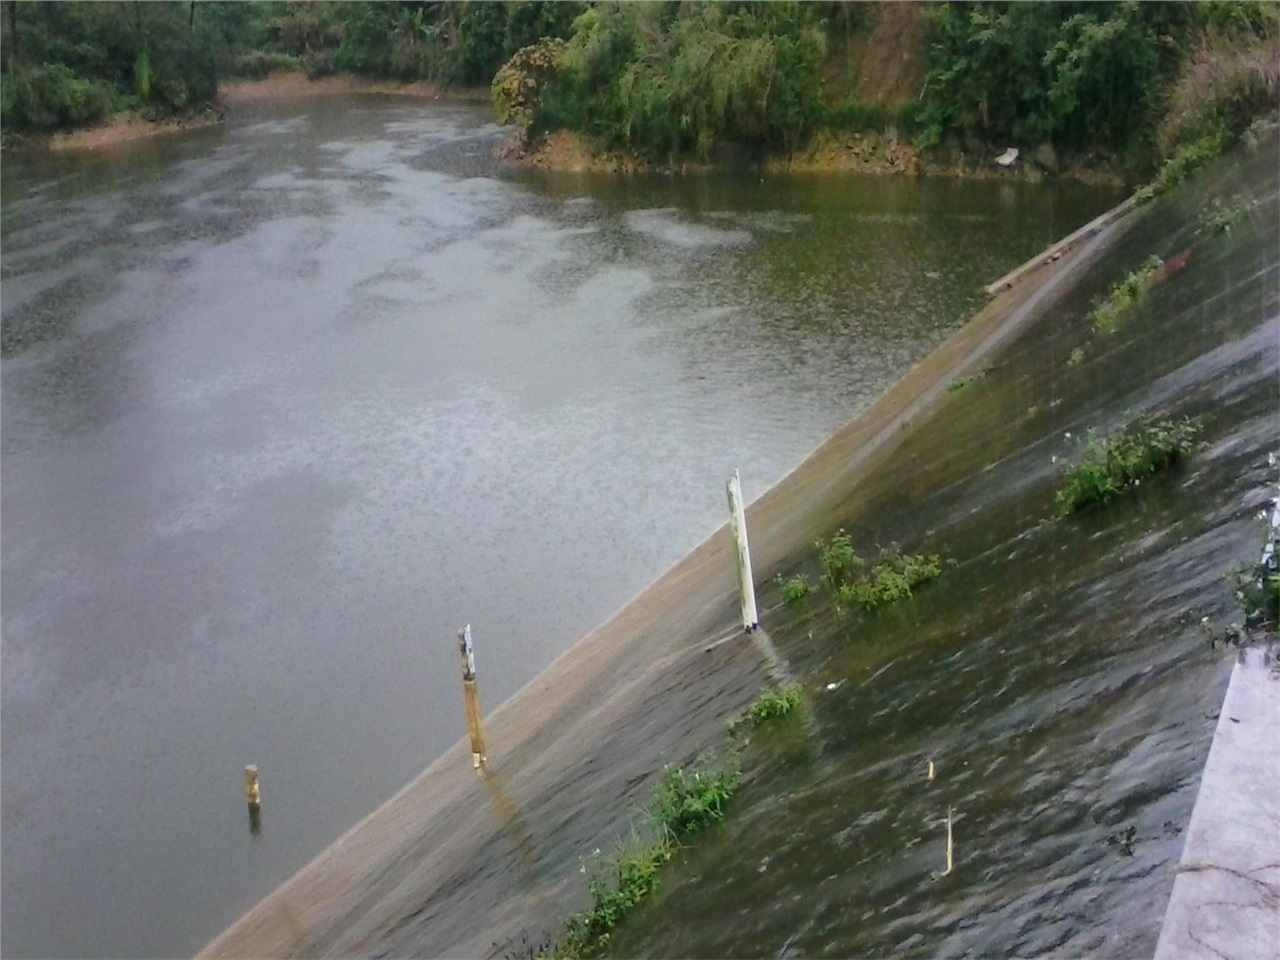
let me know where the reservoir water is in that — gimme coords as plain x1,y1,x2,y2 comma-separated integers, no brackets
0,95,1122,958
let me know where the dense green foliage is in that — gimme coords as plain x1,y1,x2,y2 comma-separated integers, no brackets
1055,418,1202,516
918,0,1274,173
492,35,566,129
563,839,665,959
1,1,219,131
494,1,829,162
227,1,584,86
1136,133,1233,203
3,0,1273,171
916,2,1196,156
489,0,1275,171
0,1,585,133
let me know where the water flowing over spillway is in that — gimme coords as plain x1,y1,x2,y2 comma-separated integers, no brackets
603,132,1280,959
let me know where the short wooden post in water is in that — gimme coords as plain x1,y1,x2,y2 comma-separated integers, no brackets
726,468,759,632
243,764,262,834
457,624,487,769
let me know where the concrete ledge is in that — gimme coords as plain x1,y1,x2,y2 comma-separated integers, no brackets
1154,644,1280,960
982,195,1138,297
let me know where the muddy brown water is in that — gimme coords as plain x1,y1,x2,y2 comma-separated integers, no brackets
0,97,1122,959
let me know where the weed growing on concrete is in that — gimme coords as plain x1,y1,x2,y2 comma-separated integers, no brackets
1067,346,1085,367
1091,255,1164,335
815,534,942,613
1265,565,1280,626
552,756,741,958
731,684,802,731
778,574,811,605
817,530,863,592
649,760,741,842
1054,417,1202,516
1238,463,1279,629
835,548,943,611
1196,195,1255,236
1230,563,1279,636
1202,464,1279,650
562,837,668,959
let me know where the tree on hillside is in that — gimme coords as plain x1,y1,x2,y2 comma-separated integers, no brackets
917,1,1198,158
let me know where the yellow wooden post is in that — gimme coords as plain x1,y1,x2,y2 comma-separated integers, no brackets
457,625,487,769
243,764,262,834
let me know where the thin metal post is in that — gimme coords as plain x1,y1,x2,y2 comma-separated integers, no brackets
941,806,954,876
726,468,759,631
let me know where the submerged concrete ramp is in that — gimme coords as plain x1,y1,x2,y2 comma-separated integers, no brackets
1154,645,1280,960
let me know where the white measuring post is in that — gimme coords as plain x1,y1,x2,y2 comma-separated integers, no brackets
726,468,759,632
456,624,487,770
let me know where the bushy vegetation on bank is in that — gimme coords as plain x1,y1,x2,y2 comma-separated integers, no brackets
916,2,1197,156
0,0,584,134
496,2,829,162
1,1,220,131
218,0,583,86
4,0,1274,171
493,0,1278,173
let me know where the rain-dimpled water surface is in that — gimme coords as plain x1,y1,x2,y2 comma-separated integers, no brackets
0,95,1121,958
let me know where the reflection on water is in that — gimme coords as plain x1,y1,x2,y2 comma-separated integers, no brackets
1,94,1122,958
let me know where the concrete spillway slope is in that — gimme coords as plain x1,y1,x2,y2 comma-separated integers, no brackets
202,129,1278,959
598,131,1278,958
